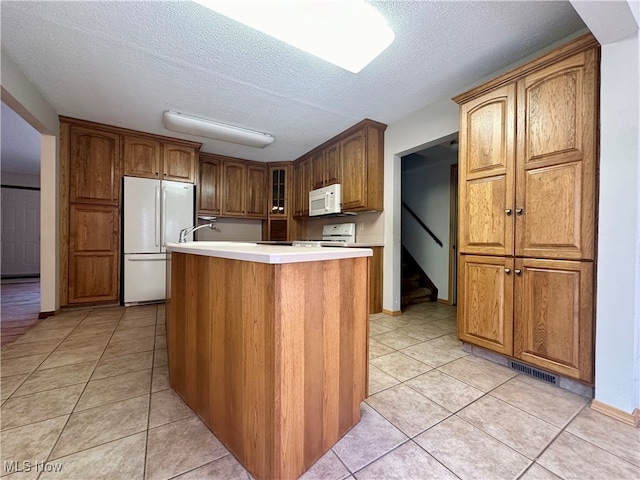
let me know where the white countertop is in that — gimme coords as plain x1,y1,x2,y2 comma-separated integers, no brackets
166,241,373,264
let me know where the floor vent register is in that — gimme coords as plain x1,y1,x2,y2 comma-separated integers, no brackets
509,360,557,385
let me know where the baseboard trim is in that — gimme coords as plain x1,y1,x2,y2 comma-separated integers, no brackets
38,309,59,319
437,298,451,305
382,309,402,316
591,400,640,427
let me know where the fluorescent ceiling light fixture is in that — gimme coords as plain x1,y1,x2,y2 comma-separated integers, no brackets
163,111,275,148
194,0,395,73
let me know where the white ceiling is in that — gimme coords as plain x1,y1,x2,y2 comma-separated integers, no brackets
0,1,586,163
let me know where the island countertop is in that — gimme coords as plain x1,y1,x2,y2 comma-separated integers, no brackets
166,241,372,264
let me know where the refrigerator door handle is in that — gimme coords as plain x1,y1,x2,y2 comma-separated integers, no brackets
127,257,166,262
161,184,167,247
155,185,161,247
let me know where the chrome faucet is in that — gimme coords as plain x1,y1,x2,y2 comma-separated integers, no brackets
178,218,218,243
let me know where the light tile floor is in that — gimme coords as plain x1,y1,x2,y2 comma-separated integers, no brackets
1,303,639,479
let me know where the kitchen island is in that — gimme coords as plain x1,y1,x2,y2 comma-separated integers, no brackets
165,242,372,480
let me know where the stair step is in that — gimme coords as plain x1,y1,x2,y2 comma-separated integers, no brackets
403,287,432,299
402,281,420,291
401,295,432,306
402,273,420,282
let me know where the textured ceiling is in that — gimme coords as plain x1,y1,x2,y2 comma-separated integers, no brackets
1,1,586,163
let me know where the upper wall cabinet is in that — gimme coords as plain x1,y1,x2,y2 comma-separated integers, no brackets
293,119,386,217
220,159,268,219
198,154,221,216
69,126,121,205
311,143,341,190
340,123,385,212
124,136,196,183
162,144,197,183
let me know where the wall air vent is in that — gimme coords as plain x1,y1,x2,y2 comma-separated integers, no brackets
510,361,557,384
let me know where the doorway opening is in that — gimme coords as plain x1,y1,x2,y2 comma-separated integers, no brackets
400,135,458,308
1,100,42,344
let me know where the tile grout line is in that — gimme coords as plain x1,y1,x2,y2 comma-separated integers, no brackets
44,307,127,464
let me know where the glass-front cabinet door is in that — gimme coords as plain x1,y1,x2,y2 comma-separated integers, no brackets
270,166,287,216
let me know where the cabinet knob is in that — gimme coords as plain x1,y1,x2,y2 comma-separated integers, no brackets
505,209,512,216
505,268,511,274
516,208,523,215
515,269,522,275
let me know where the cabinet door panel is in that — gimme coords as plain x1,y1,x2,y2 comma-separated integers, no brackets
163,144,196,183
459,84,515,255
124,136,161,179
513,258,593,382
516,50,596,259
324,144,341,186
222,162,246,216
69,127,120,205
518,162,584,258
458,255,513,355
270,166,288,216
198,157,221,215
292,162,303,217
68,204,119,303
246,164,267,218
311,151,325,190
464,176,511,255
340,131,366,211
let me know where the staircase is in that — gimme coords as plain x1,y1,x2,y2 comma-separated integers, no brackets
401,247,438,308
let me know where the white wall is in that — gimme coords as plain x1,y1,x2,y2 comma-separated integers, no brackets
306,211,384,244
1,172,40,188
402,152,457,301
1,51,59,313
383,98,460,313
593,34,639,414
195,218,263,242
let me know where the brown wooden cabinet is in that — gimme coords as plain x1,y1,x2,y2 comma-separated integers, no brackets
292,157,312,218
68,204,119,304
222,161,246,216
513,258,593,381
124,136,196,183
198,154,221,216
454,34,598,384
69,126,120,205
458,255,514,356
340,123,384,212
220,160,268,218
458,84,516,257
267,163,291,241
369,246,384,314
246,163,268,218
311,144,341,190
292,119,385,218
61,117,202,306
123,136,161,180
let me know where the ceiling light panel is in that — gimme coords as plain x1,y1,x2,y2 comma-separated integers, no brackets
195,0,395,73
164,111,275,148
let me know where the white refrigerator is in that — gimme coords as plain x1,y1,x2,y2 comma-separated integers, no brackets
123,176,194,305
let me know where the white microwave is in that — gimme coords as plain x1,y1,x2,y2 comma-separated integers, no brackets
309,184,342,216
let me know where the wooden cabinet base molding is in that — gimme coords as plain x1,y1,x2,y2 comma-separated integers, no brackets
590,400,640,428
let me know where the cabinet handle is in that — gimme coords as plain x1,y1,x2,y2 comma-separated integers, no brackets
515,269,522,275
516,208,523,215
505,268,511,274
505,209,512,216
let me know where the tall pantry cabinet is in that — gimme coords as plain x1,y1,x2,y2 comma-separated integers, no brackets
454,34,599,384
